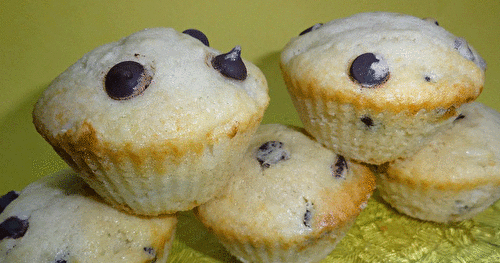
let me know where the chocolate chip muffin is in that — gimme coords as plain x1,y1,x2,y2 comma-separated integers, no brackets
280,12,486,164
32,27,270,215
377,102,500,223
195,124,376,263
0,169,177,263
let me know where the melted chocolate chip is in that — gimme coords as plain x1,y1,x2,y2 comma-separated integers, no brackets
256,141,290,168
332,155,348,179
211,46,247,80
349,53,390,87
0,216,29,240
182,29,209,46
360,116,374,127
105,61,152,100
0,191,19,214
299,23,323,36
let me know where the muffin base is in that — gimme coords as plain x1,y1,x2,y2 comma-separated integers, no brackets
377,171,500,223
286,89,457,165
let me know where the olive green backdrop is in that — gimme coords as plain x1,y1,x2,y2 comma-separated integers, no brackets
1,1,499,262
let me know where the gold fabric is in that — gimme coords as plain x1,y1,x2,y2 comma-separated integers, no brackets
169,191,500,262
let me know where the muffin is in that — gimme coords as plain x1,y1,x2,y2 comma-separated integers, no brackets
195,124,376,263
377,102,500,223
280,12,486,164
0,169,177,263
32,27,270,215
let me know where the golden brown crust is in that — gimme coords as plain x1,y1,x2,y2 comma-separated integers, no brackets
315,162,376,232
33,108,264,180
33,105,265,215
195,160,376,250
384,164,500,192
281,67,483,116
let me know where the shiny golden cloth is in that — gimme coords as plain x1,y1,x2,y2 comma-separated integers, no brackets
168,191,500,262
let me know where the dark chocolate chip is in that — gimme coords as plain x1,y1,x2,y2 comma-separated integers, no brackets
423,18,439,26
0,216,29,240
299,23,323,36
425,76,432,82
455,200,474,214
105,61,152,100
454,113,465,122
0,191,19,214
182,29,209,47
54,256,68,263
54,250,70,263
144,247,155,255
454,38,475,62
303,209,312,228
349,53,390,87
256,141,290,168
211,46,247,80
303,199,313,228
332,155,348,179
144,247,157,262
360,116,374,127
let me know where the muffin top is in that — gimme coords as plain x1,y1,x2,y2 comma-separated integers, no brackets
196,124,375,242
0,170,177,262
385,102,500,190
33,27,269,148
280,12,485,113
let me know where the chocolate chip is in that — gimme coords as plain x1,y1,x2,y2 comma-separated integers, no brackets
54,251,69,263
144,247,157,261
422,17,439,26
0,191,19,214
182,29,209,47
256,141,290,168
454,38,475,62
299,23,323,36
455,200,474,214
425,76,432,82
454,113,465,122
211,46,247,80
332,155,348,179
303,199,313,228
104,61,152,100
349,53,390,87
360,116,374,127
0,216,29,240
303,209,312,228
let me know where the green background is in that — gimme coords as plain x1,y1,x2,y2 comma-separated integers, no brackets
1,1,500,262
1,0,499,193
